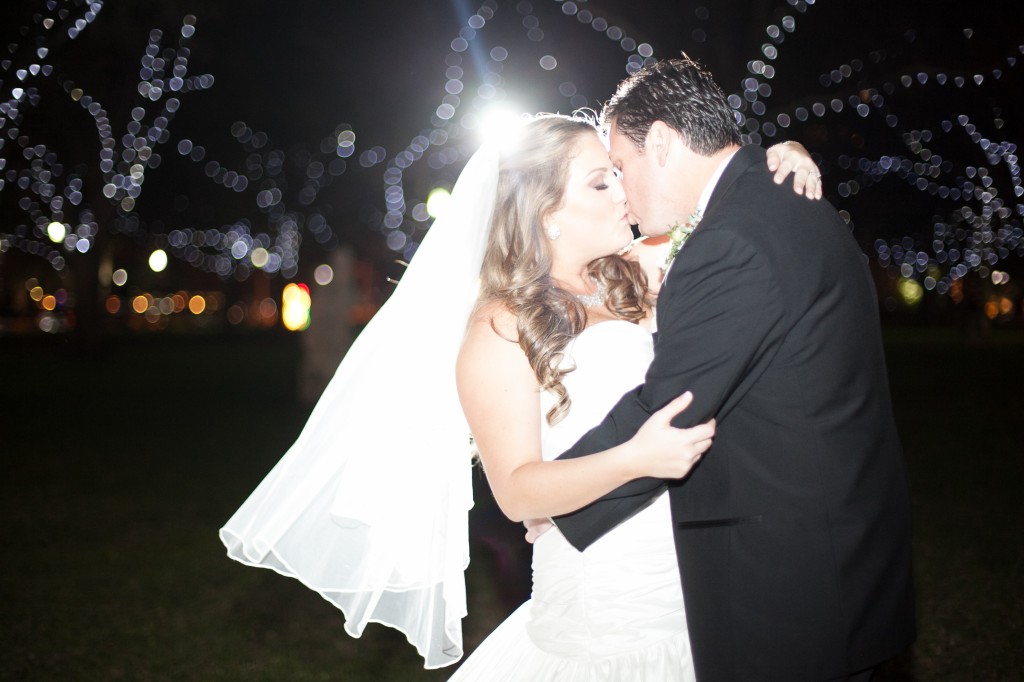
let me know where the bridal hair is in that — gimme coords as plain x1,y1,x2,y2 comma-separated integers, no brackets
478,114,650,425
602,56,742,156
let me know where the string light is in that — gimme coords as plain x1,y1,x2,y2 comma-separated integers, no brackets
1,2,212,273
724,1,1023,294
1,0,1021,307
0,1,735,276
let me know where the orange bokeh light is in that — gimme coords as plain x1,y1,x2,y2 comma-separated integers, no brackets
189,295,207,315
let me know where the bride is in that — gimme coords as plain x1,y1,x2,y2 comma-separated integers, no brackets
219,114,820,678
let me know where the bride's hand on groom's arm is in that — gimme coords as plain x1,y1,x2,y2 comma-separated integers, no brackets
626,391,716,480
535,393,712,544
461,303,706,523
766,141,823,200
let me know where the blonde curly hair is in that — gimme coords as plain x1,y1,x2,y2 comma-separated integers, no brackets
477,115,651,424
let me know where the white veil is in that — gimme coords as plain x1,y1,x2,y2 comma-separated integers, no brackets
220,143,499,669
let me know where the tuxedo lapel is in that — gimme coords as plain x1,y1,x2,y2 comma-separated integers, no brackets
659,145,763,289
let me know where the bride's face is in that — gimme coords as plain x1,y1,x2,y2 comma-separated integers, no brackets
545,132,633,267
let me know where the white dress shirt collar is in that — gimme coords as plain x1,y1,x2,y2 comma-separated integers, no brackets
661,147,739,284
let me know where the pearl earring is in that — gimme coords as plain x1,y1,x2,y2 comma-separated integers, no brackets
546,224,560,240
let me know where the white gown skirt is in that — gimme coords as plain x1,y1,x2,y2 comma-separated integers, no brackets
449,493,694,681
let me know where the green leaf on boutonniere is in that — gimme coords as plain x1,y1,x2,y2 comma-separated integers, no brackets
662,208,703,272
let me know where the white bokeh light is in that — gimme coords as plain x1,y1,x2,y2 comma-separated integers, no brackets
148,249,168,273
46,222,66,243
426,188,451,220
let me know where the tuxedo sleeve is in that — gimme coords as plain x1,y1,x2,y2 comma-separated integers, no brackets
553,229,786,550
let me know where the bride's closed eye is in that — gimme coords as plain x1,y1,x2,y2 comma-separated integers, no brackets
594,170,620,191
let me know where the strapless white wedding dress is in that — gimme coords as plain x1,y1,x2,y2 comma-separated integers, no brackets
449,320,695,681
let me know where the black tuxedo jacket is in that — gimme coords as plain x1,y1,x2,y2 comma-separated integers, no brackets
555,145,915,681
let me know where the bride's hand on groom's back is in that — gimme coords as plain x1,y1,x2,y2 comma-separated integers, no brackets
628,391,716,480
766,141,824,200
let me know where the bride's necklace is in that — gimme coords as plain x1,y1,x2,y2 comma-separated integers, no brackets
574,277,607,308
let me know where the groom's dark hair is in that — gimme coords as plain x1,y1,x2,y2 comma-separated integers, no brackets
602,56,742,156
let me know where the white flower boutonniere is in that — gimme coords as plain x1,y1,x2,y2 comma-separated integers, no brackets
662,208,703,272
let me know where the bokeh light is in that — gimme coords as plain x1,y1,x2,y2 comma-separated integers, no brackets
281,282,311,331
227,303,246,325
0,0,1021,312
897,277,925,306
426,188,452,220
46,222,66,243
188,294,206,314
149,249,168,272
313,264,334,286
251,247,269,269
259,297,278,324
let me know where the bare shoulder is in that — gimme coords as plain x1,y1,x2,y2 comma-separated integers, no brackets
466,299,518,340
458,300,529,376
457,299,537,401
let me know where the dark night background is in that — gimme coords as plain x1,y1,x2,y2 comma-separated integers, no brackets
2,1,1022,680
4,0,1023,305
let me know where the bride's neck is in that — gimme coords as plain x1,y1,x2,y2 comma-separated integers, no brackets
549,264,593,297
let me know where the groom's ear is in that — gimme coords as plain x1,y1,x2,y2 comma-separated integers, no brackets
646,121,672,167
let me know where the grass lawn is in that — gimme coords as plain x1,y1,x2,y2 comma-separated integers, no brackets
1,328,1020,680
879,329,1023,681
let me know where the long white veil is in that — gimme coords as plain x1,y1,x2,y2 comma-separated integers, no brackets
220,143,499,669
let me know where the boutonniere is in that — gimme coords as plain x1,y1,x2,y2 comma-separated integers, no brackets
662,208,703,272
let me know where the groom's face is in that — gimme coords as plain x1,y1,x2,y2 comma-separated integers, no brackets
608,122,667,237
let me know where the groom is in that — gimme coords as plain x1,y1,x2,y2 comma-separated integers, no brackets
554,58,915,681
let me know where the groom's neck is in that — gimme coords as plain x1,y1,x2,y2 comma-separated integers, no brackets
676,143,739,211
